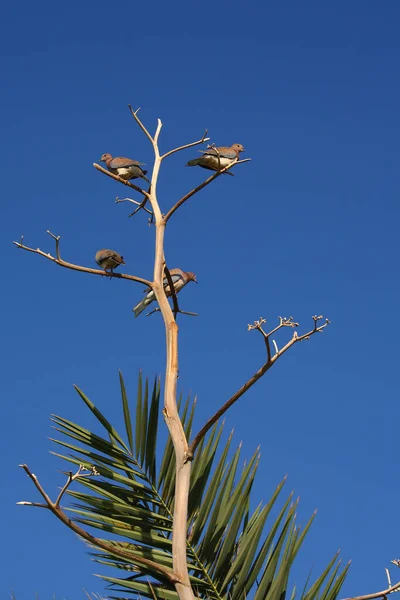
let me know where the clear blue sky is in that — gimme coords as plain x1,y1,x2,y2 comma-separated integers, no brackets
2,1,400,598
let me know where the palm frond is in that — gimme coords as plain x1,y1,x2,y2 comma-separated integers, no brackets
49,372,348,600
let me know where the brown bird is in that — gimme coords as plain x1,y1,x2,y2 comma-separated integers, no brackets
95,249,125,273
186,143,244,175
100,153,150,183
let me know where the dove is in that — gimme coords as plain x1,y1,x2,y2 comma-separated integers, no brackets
100,153,150,183
186,143,244,175
95,249,125,273
133,269,197,317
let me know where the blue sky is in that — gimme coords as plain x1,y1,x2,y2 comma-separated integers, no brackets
2,1,400,598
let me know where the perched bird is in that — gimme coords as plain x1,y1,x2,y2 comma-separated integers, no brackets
186,143,244,175
95,249,125,273
133,268,197,318
100,153,150,183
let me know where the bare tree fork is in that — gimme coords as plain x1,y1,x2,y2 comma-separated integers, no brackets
164,157,251,223
115,196,154,218
187,315,330,459
341,581,400,600
93,163,152,199
13,231,151,286
17,464,179,583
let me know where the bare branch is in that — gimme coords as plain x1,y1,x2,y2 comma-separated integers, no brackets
160,130,210,160
93,163,152,199
127,192,155,220
128,105,155,145
154,118,163,147
55,464,99,508
164,158,251,223
341,581,400,600
13,233,152,287
18,463,180,583
115,196,154,218
16,501,48,509
187,315,330,458
248,316,300,361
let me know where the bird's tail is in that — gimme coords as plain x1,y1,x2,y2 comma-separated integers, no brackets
142,170,151,184
133,296,152,318
186,159,202,167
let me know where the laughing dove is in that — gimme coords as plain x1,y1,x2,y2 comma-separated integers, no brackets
100,153,150,183
133,268,197,318
95,249,125,273
186,143,244,175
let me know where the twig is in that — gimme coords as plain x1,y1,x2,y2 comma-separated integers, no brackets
13,232,152,287
187,315,330,458
128,105,155,145
127,185,153,219
17,463,180,583
164,158,251,223
208,144,221,172
55,464,99,508
248,316,300,362
386,570,392,588
93,163,151,200
160,130,210,160
115,197,154,217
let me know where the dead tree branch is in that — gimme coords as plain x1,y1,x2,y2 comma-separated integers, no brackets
164,158,251,223
341,582,400,600
160,130,210,160
17,463,180,583
115,196,154,218
13,231,152,287
93,163,151,199
187,315,330,459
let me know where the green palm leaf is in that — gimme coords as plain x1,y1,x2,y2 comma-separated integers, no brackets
49,372,348,600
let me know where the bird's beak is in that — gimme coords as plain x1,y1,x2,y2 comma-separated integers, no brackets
194,279,198,284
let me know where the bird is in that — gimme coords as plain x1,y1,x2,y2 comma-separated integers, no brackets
186,143,244,175
100,153,150,184
95,249,125,273
133,268,197,318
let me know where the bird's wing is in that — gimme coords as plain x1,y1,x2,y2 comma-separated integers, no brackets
203,147,237,159
109,157,146,169
163,273,183,287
